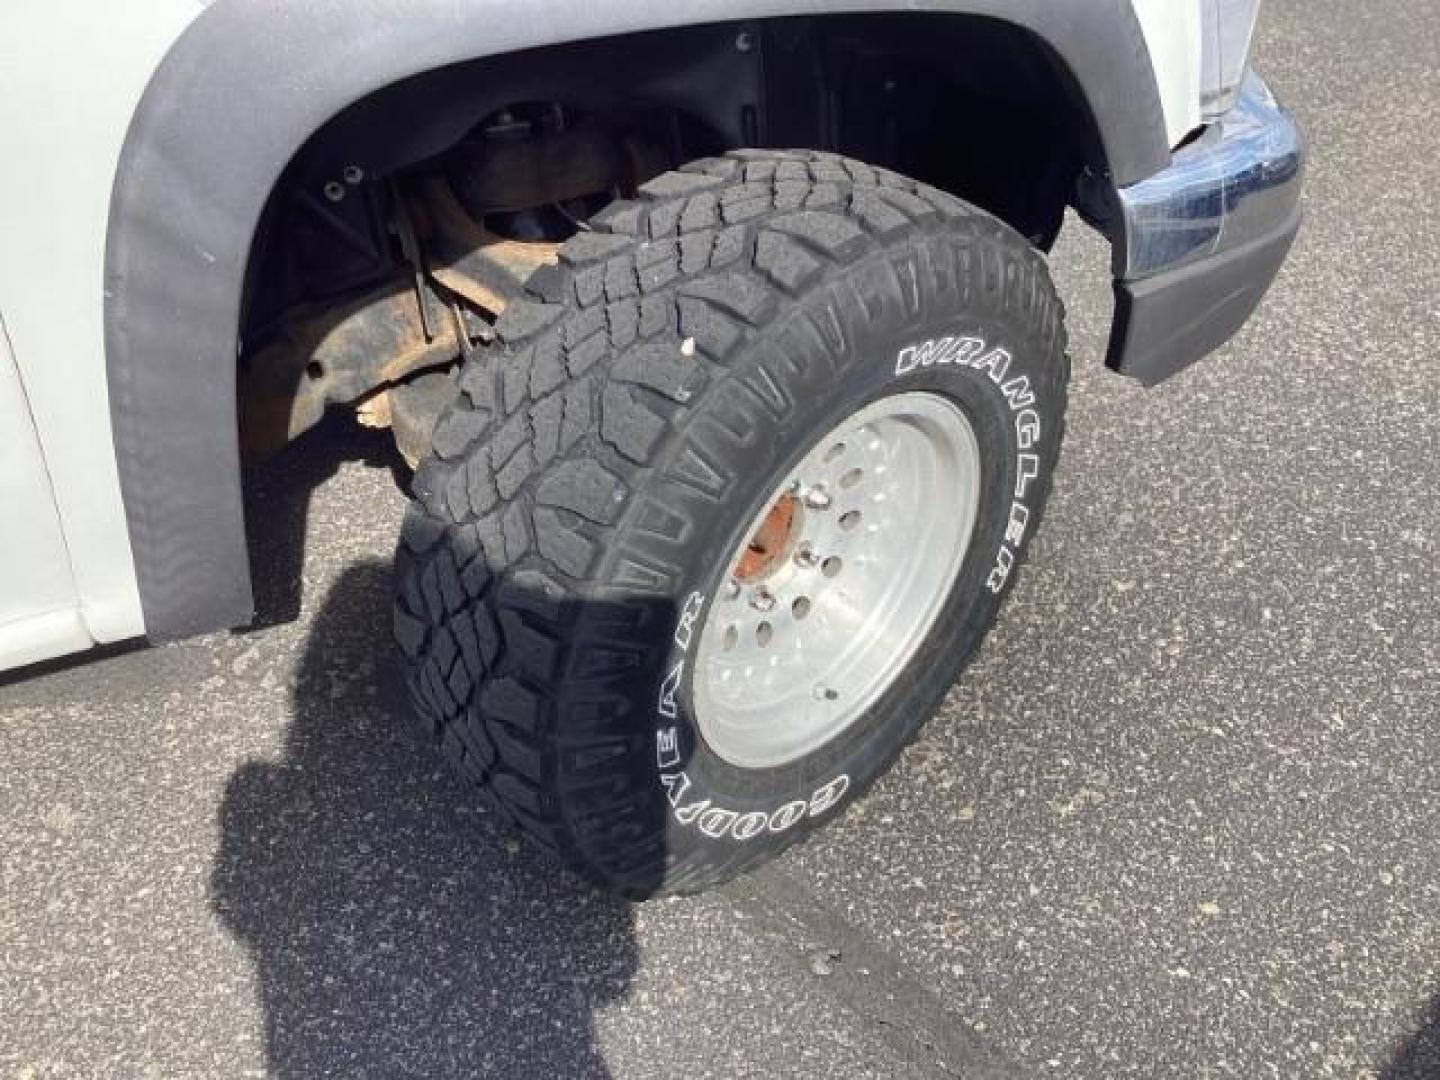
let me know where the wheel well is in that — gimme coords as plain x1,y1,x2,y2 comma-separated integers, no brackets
238,14,1102,460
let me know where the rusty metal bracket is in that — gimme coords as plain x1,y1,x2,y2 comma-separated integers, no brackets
239,175,563,463
417,174,560,316
239,279,460,460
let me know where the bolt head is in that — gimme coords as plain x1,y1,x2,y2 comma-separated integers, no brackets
750,589,777,612
803,485,832,511
794,545,819,569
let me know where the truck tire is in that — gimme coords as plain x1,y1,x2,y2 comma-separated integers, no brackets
393,150,1069,896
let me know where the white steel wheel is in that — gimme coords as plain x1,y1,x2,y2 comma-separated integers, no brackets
693,391,983,769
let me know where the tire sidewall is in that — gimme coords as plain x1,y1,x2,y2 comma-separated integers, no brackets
603,246,1064,862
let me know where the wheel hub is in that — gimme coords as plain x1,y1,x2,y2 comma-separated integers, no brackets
734,492,800,582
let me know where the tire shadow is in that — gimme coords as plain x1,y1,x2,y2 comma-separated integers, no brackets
210,559,640,1078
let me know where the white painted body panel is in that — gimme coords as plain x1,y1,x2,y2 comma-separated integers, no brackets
0,312,94,668
1132,0,1205,147
0,0,204,669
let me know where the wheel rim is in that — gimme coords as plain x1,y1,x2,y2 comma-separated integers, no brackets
693,391,983,769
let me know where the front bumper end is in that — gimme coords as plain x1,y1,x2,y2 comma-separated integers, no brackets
1106,71,1305,385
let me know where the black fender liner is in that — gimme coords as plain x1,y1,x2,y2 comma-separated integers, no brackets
105,0,1168,641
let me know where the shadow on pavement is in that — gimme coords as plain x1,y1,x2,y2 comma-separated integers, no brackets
1384,993,1440,1079
241,417,410,631
211,550,641,1075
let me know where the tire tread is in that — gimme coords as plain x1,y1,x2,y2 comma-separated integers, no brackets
395,150,1069,895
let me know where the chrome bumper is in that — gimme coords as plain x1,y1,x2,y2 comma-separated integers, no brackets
1106,71,1305,385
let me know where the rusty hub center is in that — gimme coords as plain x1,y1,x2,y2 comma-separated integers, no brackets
734,492,800,582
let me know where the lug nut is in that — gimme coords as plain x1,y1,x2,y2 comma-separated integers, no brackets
750,589,777,612
803,484,832,511
794,545,819,569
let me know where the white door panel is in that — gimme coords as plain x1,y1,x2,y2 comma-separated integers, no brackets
0,312,95,669
0,0,204,649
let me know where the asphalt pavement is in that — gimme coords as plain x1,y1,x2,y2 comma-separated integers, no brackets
3,1,1438,1076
